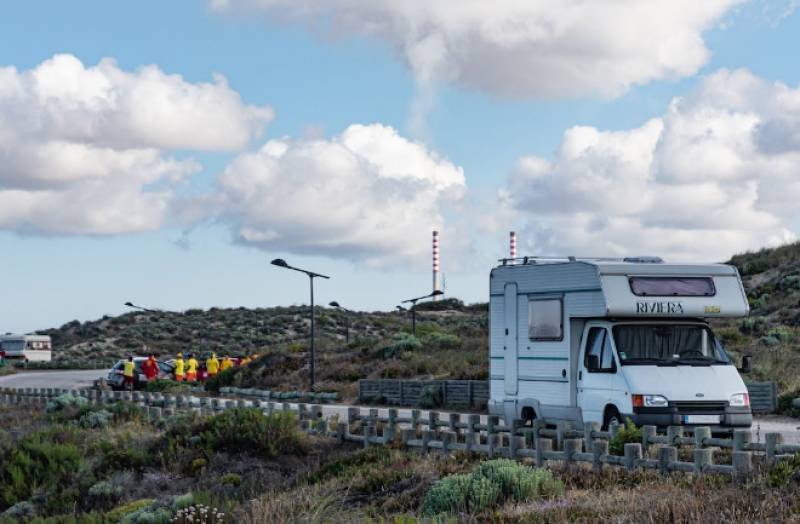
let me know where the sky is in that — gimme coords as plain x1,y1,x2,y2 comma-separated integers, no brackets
1,1,800,332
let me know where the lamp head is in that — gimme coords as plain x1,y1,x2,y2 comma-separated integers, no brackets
329,301,341,308
270,258,289,268
431,290,444,297
124,302,134,307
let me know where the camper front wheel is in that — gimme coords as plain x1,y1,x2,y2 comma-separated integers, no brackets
603,407,622,431
520,406,536,426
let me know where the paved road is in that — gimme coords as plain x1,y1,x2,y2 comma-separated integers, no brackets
0,369,106,390
2,369,799,444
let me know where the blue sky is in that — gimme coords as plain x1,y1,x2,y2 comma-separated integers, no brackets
1,1,799,332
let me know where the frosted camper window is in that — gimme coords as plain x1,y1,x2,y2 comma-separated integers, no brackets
528,298,563,340
629,276,715,297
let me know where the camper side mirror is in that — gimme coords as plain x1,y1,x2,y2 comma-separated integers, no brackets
587,354,600,371
740,354,752,374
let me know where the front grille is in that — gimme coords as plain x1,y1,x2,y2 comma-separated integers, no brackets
670,401,727,414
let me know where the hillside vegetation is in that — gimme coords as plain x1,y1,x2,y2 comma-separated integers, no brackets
37,242,800,399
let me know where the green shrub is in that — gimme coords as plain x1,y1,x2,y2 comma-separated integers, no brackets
204,368,237,393
78,410,112,429
383,334,422,358
419,385,443,409
86,480,122,510
421,459,563,517
768,453,800,487
609,418,643,456
421,473,471,516
106,499,156,523
146,379,191,394
423,332,462,351
0,431,83,512
46,393,88,414
220,473,242,487
168,408,305,459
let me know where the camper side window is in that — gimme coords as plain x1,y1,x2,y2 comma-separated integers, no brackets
585,327,616,373
528,298,563,341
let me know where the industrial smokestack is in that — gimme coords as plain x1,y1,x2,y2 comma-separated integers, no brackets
510,231,517,260
432,230,441,300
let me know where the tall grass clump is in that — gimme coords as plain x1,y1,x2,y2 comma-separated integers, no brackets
421,459,563,516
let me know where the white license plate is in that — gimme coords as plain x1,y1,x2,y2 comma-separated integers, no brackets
684,415,720,424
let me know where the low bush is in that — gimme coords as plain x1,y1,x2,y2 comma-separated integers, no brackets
146,379,192,394
421,459,563,516
167,408,305,459
86,481,122,510
422,332,462,351
105,499,156,523
767,453,800,487
46,393,88,414
419,385,443,409
608,418,643,456
382,334,422,358
204,368,237,393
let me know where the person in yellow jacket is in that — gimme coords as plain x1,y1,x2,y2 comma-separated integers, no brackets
123,355,135,391
206,353,220,380
220,354,233,372
240,355,252,366
174,353,185,382
186,353,199,382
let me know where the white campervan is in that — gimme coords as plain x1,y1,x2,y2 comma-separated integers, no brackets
0,334,52,362
489,256,753,432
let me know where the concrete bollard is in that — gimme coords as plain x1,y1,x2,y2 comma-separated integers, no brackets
564,438,581,469
584,421,600,453
733,430,751,452
659,446,677,475
449,413,460,434
766,433,782,465
428,411,440,431
401,428,414,448
510,435,524,459
347,407,360,425
441,431,454,454
641,425,657,452
732,451,753,478
336,422,347,443
666,426,683,446
592,440,608,474
694,427,711,448
410,409,421,431
422,430,433,454
623,443,642,472
535,437,552,468
693,448,712,475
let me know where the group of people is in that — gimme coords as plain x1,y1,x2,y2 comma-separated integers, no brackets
121,352,260,390
173,352,258,382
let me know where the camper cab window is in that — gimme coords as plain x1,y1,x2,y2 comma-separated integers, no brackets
612,324,731,365
584,327,616,373
528,298,563,340
629,276,715,297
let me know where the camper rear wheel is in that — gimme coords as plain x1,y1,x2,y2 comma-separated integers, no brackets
602,407,622,431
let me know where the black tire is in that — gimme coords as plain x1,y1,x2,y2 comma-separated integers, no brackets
602,407,622,431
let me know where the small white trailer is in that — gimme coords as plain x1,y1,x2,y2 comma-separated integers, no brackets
489,256,753,432
0,334,52,362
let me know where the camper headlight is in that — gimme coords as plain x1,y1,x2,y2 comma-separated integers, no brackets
632,394,668,408
729,393,750,407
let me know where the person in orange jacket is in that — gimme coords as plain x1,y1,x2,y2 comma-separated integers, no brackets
174,353,185,382
142,354,159,382
186,353,199,382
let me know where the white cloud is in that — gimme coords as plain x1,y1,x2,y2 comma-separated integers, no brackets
214,123,466,265
211,0,739,100
0,54,272,235
503,69,800,262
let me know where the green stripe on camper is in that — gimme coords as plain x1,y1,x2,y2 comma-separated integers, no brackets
490,356,568,361
489,374,568,383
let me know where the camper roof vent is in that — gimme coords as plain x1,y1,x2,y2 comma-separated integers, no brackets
622,256,663,264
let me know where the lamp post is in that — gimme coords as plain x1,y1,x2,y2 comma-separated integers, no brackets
328,301,350,345
271,258,330,390
123,301,159,314
401,290,444,336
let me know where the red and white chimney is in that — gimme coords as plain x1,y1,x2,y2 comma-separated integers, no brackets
510,231,517,260
432,230,442,300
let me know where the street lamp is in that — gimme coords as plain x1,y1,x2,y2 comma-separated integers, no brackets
123,302,159,314
271,258,330,390
328,301,350,345
401,290,444,336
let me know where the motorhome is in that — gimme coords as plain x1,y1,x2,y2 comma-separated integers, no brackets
0,334,52,362
489,256,752,432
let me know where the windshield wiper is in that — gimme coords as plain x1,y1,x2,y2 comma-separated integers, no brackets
622,358,677,366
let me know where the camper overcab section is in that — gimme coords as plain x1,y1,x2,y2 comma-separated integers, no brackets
489,257,752,432
0,334,52,362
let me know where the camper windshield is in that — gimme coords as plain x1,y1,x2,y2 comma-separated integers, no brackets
612,324,731,365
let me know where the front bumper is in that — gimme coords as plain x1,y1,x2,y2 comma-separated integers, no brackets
629,405,752,431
